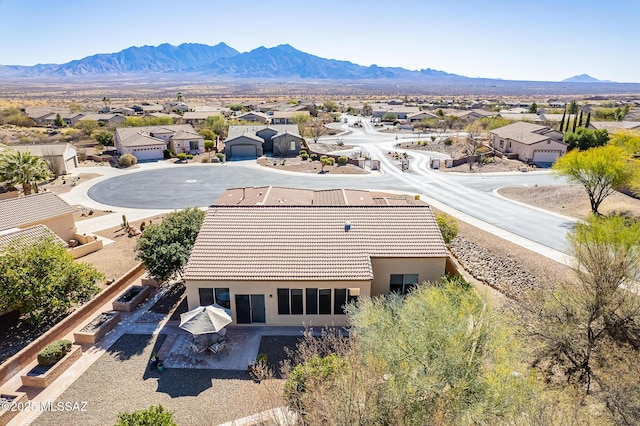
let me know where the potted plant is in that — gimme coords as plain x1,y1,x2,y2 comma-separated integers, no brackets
157,361,165,372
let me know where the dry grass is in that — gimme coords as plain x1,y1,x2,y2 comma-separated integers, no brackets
498,185,640,219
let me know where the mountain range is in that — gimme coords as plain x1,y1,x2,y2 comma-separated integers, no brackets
0,42,464,81
561,74,612,83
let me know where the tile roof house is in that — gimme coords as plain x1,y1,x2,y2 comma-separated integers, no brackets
0,224,67,249
78,113,126,127
224,125,302,160
183,205,448,326
215,187,415,206
271,110,310,125
115,124,204,161
0,192,77,242
236,111,269,123
489,121,566,166
11,143,78,175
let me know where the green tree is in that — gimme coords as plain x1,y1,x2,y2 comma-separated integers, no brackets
527,215,640,395
563,127,609,151
585,111,591,128
124,116,173,127
382,113,398,122
54,113,64,127
0,150,51,195
0,235,103,324
135,208,205,283
578,109,584,128
75,119,98,137
291,112,310,136
94,130,114,147
362,103,373,116
322,100,339,112
610,129,640,156
568,100,579,114
553,145,636,214
115,405,176,426
559,109,566,132
528,102,538,113
204,115,228,140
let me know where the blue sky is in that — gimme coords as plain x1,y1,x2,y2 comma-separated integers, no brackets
1,0,638,82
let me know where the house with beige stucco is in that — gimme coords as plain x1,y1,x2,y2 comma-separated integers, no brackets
115,124,204,161
489,121,566,165
183,205,448,326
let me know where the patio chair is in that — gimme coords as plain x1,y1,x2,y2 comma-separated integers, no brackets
190,341,207,354
209,341,229,360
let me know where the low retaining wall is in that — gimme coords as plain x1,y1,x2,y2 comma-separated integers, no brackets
0,263,145,387
69,238,103,259
20,345,83,388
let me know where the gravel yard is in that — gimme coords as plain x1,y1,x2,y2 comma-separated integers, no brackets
257,155,368,174
498,185,640,219
32,334,285,426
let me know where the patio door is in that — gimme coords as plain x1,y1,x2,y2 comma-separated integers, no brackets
235,294,266,324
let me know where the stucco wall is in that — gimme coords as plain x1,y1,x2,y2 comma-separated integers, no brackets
184,279,371,327
370,257,447,296
23,214,77,242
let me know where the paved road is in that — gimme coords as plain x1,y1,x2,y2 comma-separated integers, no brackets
84,118,574,254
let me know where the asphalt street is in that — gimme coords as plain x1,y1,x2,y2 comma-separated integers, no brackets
85,118,574,254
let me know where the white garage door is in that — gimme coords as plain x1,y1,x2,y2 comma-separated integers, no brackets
65,156,77,172
231,144,257,159
532,150,560,164
132,147,163,162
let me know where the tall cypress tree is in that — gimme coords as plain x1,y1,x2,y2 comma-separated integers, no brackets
559,109,566,132
578,110,584,128
585,111,591,128
572,115,578,132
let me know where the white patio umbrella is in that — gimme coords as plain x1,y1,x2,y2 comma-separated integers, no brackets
179,304,232,335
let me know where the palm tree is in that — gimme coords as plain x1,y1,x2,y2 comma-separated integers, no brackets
0,150,51,195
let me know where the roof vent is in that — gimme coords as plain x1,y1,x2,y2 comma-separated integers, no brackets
344,221,351,232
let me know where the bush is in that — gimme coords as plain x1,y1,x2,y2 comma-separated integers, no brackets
337,156,348,165
186,154,194,160
163,149,172,159
443,138,452,146
116,405,177,426
256,353,268,363
177,153,187,160
310,153,318,161
327,158,335,166
300,153,309,160
299,150,307,156
211,157,220,163
435,213,458,244
118,153,137,167
320,155,328,162
201,157,211,163
37,340,72,366
216,153,226,163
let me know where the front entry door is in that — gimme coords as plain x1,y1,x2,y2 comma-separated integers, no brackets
235,294,266,324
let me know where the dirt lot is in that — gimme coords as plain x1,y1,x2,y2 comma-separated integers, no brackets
257,155,368,174
498,185,640,220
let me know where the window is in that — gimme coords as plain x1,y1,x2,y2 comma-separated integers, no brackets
334,288,360,314
319,289,332,314
199,288,229,308
190,141,199,151
306,288,318,314
390,274,419,295
215,288,230,309
277,288,304,315
290,141,296,151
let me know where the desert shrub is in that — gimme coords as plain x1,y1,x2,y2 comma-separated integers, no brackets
435,213,458,244
115,405,176,426
284,353,347,408
300,153,309,160
320,155,328,162
443,138,452,146
310,153,318,161
256,353,268,363
299,150,307,156
211,157,220,163
37,340,72,366
216,153,225,162
118,153,137,167
177,153,187,160
201,157,211,163
477,146,491,154
163,149,173,159
186,154,194,160
337,156,348,165
327,158,335,166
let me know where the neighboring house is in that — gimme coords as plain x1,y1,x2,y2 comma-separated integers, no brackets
0,192,77,242
149,112,181,123
0,224,67,249
110,107,135,116
224,124,302,160
215,187,415,206
141,104,165,115
42,112,84,127
490,121,566,165
589,121,640,132
183,205,448,326
407,111,437,123
271,110,310,125
114,124,204,161
236,111,269,123
24,107,69,125
11,143,78,175
182,111,221,125
77,113,126,127
372,106,420,120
